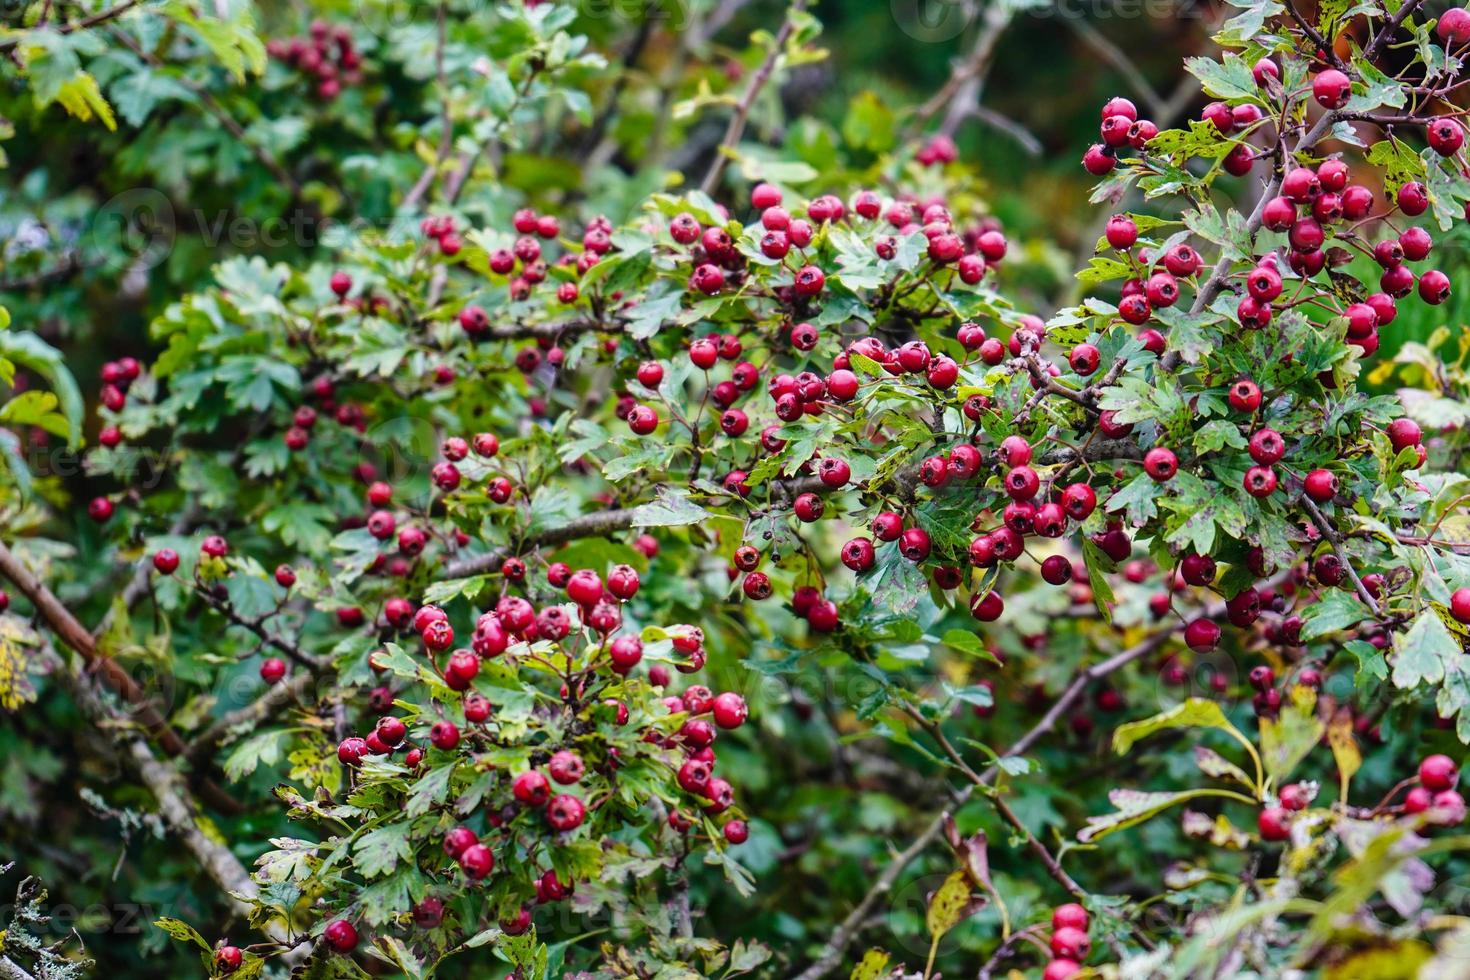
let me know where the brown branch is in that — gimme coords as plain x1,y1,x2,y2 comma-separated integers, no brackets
0,0,141,52
904,0,1011,143
401,2,453,211
1281,0,1345,71
1061,13,1169,118
108,28,305,200
194,587,324,671
442,507,640,578
1171,110,1338,370
1363,0,1426,61
0,542,188,757
788,582,1271,980
1301,495,1384,618
186,668,321,768
699,0,810,196
28,640,290,947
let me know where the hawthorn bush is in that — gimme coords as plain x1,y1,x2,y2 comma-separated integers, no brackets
3,0,1470,977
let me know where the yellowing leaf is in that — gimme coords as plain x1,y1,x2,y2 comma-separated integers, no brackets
50,71,116,130
1326,709,1361,802
1258,686,1326,785
849,949,891,980
1113,698,1245,755
925,869,975,938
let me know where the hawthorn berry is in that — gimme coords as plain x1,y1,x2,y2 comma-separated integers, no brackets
323,919,358,953
1143,447,1178,482
215,945,243,974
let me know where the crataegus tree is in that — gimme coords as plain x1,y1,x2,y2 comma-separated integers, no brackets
3,0,1470,978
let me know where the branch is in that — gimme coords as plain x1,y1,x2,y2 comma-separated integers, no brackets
1281,0,1345,71
1363,0,1426,61
1301,495,1384,618
442,507,640,578
0,957,36,980
1061,13,1169,118
0,542,188,757
0,0,141,51
29,640,291,947
194,587,325,672
903,1,1010,142
401,2,452,211
699,0,810,196
1174,109,1338,361
788,583,1268,980
185,668,320,768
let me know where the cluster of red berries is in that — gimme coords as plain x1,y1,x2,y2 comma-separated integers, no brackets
1260,755,1464,843
266,21,363,101
86,356,146,521
1042,903,1092,980
915,134,959,167
1082,96,1162,176
664,684,749,842
472,207,601,306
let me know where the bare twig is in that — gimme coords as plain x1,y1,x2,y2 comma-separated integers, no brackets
0,542,188,757
904,0,1010,142
0,0,142,51
788,581,1274,980
402,2,453,211
1301,495,1384,618
1061,13,1168,118
186,668,320,767
699,0,810,196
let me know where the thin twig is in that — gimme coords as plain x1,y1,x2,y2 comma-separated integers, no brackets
0,0,141,51
402,2,453,211
108,28,305,200
1301,495,1384,618
699,0,810,196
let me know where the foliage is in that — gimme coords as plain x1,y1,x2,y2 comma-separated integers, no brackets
0,0,1469,978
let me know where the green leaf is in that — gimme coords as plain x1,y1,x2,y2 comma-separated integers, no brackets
1078,787,1247,843
1194,746,1255,788
841,91,896,153
154,916,211,951
1392,610,1462,690
1258,686,1326,784
0,390,71,439
941,629,1003,666
849,950,891,980
354,823,414,879
632,488,708,526
1300,589,1367,642
223,729,289,782
1183,54,1259,99
0,331,85,448
1113,698,1248,756
1081,537,1115,625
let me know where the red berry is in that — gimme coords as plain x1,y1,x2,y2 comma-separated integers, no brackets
1312,69,1352,108
1144,447,1178,482
153,548,180,574
1450,587,1470,624
323,918,358,953
1258,806,1291,841
1421,754,1460,791
1304,469,1338,502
